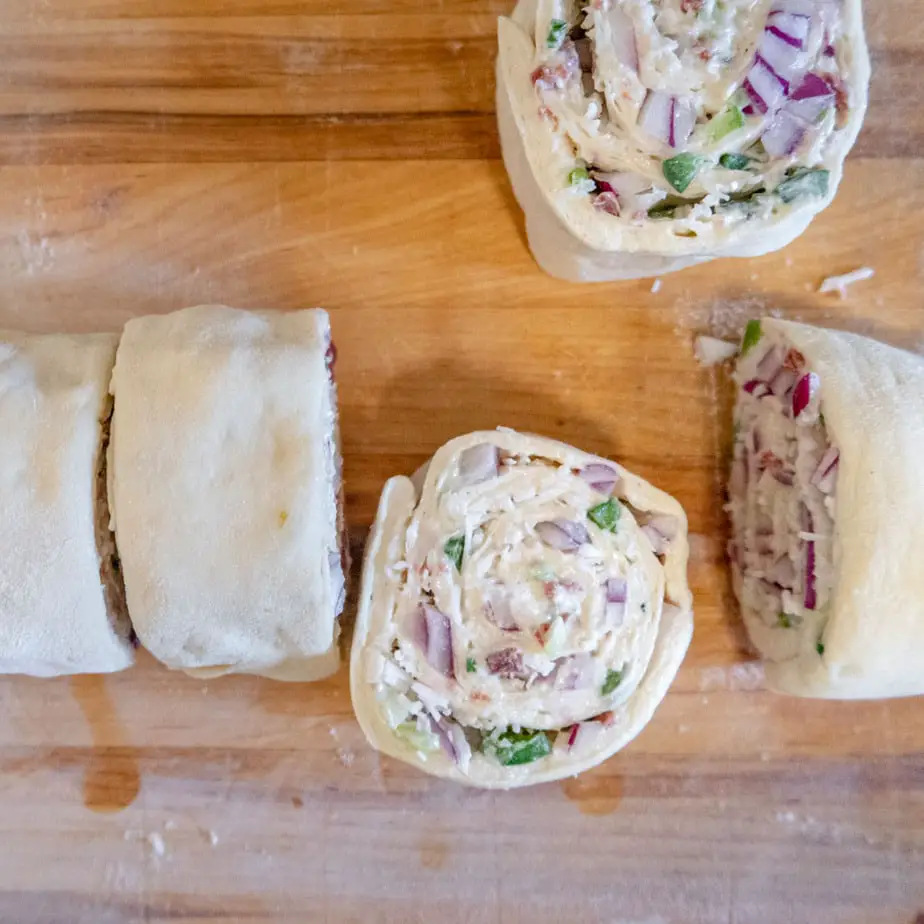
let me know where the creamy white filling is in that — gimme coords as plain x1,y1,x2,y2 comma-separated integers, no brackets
530,0,847,225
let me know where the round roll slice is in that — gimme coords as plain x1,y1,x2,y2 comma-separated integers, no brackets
0,331,133,676
497,0,870,282
728,319,924,699
352,430,693,788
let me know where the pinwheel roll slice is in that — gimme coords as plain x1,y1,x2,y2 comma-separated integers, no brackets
352,430,693,788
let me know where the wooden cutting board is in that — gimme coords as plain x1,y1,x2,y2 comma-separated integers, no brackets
0,2,921,922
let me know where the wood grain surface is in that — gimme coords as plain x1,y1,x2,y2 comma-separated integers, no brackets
0,2,922,923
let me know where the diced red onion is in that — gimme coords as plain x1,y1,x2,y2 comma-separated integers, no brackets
606,5,639,73
579,462,622,496
535,519,590,551
556,652,597,691
791,72,834,101
593,172,665,215
756,346,785,382
605,577,628,603
745,59,788,113
417,603,455,678
435,718,472,771
767,12,810,49
486,647,528,680
567,724,580,748
743,379,772,398
810,446,840,494
799,505,817,610
605,577,628,626
787,95,831,124
792,372,818,417
484,594,519,632
457,443,499,486
593,191,621,216
638,90,673,144
761,110,807,157
670,96,696,148
804,540,817,610
787,73,835,122
757,31,802,85
638,89,697,150
569,721,606,753
769,366,798,398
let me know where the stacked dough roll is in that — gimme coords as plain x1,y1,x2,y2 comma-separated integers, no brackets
0,306,346,681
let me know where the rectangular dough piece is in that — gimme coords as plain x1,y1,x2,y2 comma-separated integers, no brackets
0,331,134,676
109,305,345,681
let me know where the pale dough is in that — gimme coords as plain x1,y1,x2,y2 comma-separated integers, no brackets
109,305,344,682
0,331,133,676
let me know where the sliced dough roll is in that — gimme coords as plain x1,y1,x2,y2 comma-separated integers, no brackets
352,430,693,788
497,0,870,281
0,331,133,676
728,319,924,699
109,305,345,682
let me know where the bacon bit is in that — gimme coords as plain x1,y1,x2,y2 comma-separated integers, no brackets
531,58,576,92
681,0,703,11
595,710,617,727
542,582,556,600
699,48,712,61
533,627,547,645
470,691,491,703
783,349,805,373
830,76,849,127
593,191,621,216
590,0,610,9
486,647,528,679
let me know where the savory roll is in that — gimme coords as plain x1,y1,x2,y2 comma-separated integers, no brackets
352,430,693,788
0,331,133,676
497,0,870,281
728,319,924,699
109,305,345,682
